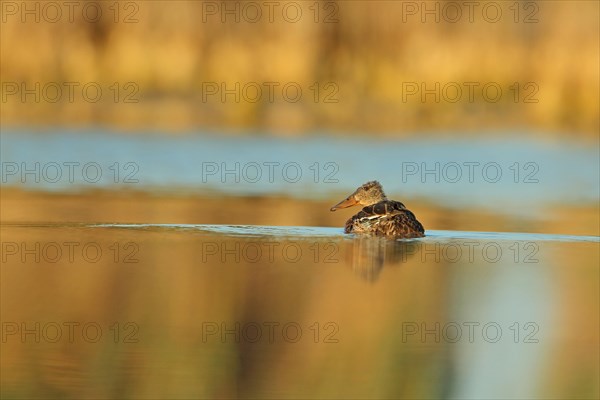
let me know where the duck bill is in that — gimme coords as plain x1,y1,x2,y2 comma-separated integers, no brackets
330,196,359,211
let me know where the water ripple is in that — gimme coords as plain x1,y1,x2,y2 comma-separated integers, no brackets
4,222,596,243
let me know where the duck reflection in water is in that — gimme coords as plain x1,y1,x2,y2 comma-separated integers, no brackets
330,181,425,238
347,236,423,282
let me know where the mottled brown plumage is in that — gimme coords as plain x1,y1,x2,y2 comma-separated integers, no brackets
330,181,425,238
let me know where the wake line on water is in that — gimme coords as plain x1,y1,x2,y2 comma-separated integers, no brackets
4,222,597,243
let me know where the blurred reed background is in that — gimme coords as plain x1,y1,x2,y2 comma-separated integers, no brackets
1,0,599,233
1,0,598,136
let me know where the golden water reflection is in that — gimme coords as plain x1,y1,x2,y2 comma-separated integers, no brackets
2,189,598,236
1,220,598,399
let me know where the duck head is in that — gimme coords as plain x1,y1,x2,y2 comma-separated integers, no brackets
330,181,387,211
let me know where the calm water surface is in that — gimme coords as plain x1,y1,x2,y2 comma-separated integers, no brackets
2,130,599,217
1,131,598,398
1,223,598,399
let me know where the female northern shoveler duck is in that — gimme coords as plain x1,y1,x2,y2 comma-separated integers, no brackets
330,181,425,238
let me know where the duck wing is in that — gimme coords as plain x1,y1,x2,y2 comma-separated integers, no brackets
373,212,425,237
345,200,425,237
357,200,407,218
